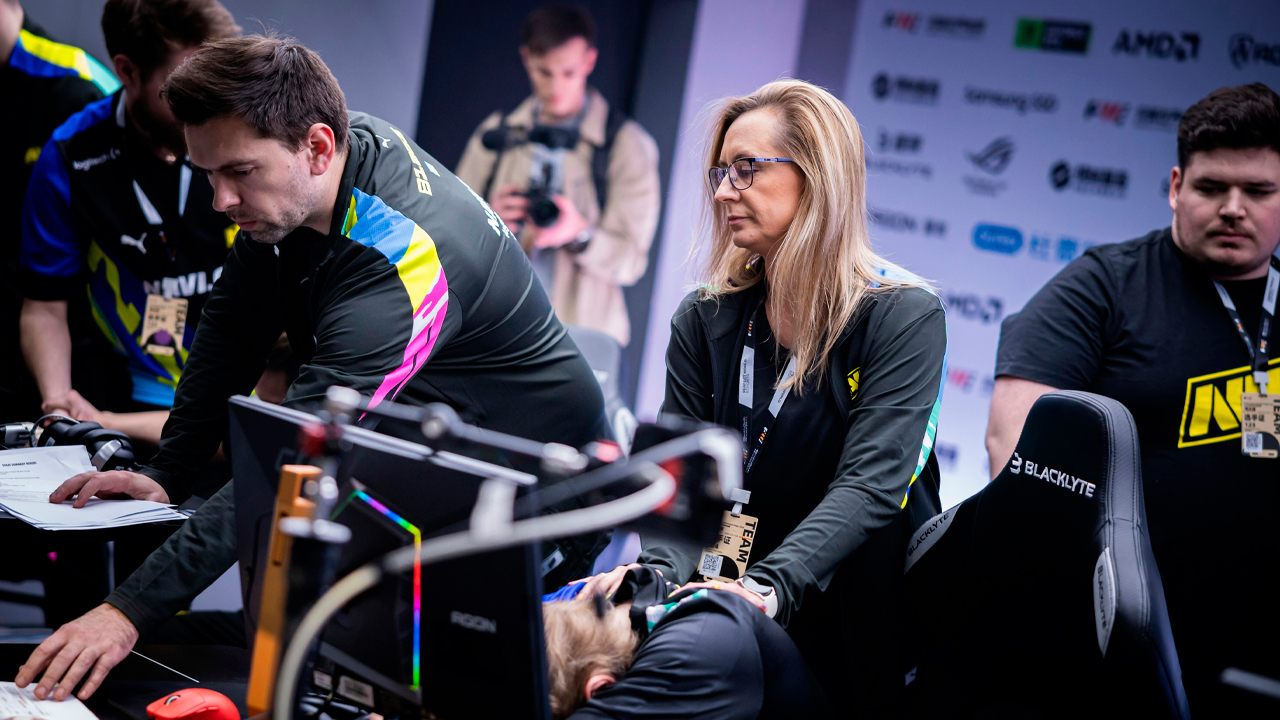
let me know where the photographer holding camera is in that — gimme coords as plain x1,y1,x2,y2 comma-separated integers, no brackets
455,3,660,347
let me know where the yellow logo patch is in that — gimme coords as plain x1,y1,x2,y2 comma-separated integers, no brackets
1178,359,1280,448
847,367,860,400
25,146,41,165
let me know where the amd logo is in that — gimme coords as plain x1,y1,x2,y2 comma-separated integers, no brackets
1112,29,1200,61
450,611,498,634
1009,452,1096,497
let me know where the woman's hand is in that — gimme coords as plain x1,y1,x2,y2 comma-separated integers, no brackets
681,580,767,612
578,563,643,599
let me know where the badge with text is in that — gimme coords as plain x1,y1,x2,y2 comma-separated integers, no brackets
697,511,759,582
1241,392,1280,459
141,295,188,356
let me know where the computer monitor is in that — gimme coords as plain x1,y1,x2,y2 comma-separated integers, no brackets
227,396,551,720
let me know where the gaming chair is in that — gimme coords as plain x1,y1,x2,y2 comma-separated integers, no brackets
565,324,638,454
902,390,1189,718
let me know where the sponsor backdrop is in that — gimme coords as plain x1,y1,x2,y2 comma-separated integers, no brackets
841,0,1280,506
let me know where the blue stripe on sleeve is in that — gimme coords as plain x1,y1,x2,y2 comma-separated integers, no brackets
19,96,115,279
52,95,115,141
20,138,83,278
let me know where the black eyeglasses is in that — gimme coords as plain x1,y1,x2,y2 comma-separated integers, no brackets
708,157,794,192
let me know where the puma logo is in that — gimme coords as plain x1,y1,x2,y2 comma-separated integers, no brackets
120,232,147,254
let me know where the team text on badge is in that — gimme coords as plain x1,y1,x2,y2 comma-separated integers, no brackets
697,511,759,582
1241,392,1280,459
141,295,188,356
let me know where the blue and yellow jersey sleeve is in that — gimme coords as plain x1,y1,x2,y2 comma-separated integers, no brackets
20,134,86,299
339,187,450,409
9,29,120,95
19,96,116,300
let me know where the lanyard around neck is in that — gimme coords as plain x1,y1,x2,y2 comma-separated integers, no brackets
121,93,193,227
1211,261,1280,393
738,299,797,480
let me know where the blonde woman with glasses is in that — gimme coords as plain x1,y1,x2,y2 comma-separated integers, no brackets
583,79,947,714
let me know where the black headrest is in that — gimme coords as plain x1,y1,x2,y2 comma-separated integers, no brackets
903,391,1188,719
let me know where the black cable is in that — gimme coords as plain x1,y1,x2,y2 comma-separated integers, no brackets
512,431,720,516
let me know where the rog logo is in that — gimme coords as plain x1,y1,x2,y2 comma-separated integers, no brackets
120,232,147,254
967,137,1015,175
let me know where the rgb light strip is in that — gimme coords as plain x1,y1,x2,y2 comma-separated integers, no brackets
336,490,422,689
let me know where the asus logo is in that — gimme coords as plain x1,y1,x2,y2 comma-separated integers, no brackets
967,137,1015,175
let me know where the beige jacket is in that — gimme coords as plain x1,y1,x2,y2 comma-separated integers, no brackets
455,89,660,346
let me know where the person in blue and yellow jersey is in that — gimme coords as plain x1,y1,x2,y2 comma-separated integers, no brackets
17,0,240,468
0,0,119,423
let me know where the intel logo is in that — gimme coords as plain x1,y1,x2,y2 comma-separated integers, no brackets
973,224,1023,254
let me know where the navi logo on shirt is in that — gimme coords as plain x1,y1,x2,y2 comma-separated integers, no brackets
1179,360,1280,448
847,367,861,400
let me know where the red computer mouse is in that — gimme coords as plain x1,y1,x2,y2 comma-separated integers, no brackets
146,688,241,720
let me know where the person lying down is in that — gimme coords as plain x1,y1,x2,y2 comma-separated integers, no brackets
542,567,831,719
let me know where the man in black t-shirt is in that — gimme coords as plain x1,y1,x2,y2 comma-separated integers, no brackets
0,0,116,422
988,83,1280,711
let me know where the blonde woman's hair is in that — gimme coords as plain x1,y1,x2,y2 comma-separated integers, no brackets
542,599,638,718
698,79,925,393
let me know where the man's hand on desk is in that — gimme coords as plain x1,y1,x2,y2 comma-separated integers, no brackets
15,603,139,701
49,470,170,507
40,389,100,423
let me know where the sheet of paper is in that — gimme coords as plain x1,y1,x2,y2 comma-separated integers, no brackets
0,447,94,502
0,498,183,531
0,682,98,720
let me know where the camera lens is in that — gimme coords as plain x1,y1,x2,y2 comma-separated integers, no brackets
528,196,560,228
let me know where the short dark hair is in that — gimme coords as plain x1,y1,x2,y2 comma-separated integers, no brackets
520,3,595,54
101,0,239,79
1177,83,1280,169
163,35,349,152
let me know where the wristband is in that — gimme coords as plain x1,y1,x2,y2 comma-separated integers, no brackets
738,576,778,618
566,226,593,254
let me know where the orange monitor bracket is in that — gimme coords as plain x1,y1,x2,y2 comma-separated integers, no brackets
246,464,321,717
